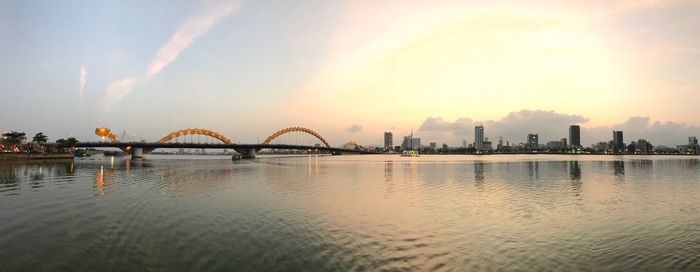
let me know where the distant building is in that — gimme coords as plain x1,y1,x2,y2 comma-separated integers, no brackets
690,136,699,154
401,136,420,150
412,138,421,149
462,140,467,148
475,125,484,151
527,133,539,150
636,139,652,154
384,132,393,150
483,137,493,151
546,141,562,151
592,142,609,153
442,143,448,151
613,131,624,154
561,138,568,150
497,137,504,150
569,125,581,148
401,130,420,150
429,142,437,150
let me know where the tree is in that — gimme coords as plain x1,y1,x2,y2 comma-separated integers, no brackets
66,137,79,147
55,139,67,145
1,131,26,150
32,132,48,144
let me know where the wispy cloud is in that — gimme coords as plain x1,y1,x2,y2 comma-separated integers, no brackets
145,1,239,79
102,77,137,111
101,0,240,111
79,64,87,99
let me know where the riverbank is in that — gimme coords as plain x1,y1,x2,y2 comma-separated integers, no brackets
0,152,74,161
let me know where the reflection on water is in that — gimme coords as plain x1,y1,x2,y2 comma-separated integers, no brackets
474,161,485,182
1,154,699,271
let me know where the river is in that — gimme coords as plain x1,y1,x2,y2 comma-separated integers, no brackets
1,154,698,271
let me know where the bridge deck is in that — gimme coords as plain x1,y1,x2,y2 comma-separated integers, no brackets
75,142,374,154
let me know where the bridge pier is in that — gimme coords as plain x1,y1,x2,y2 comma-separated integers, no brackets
131,147,144,159
234,148,256,159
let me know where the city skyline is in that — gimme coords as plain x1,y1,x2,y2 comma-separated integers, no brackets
2,0,700,146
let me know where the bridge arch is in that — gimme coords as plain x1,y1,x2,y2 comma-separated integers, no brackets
262,127,331,148
342,141,363,150
157,128,232,144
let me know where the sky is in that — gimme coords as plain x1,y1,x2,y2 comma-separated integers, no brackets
1,0,699,147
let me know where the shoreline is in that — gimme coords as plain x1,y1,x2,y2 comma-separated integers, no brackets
0,152,74,161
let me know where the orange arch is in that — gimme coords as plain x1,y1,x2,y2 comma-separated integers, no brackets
342,141,363,150
262,127,331,148
158,128,232,144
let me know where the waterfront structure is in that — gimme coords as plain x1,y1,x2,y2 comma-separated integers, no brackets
613,131,624,154
569,125,581,148
429,142,437,150
497,137,504,150
691,137,699,154
384,132,393,150
527,134,539,150
475,125,484,151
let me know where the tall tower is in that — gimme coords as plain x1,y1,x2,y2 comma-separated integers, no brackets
569,125,581,148
384,132,393,150
613,130,624,153
474,125,484,151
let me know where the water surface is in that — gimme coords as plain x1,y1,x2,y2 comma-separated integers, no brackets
1,155,699,271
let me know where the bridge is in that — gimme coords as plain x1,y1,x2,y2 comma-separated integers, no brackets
88,126,374,159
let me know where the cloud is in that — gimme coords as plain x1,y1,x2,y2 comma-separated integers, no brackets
417,110,699,147
585,117,700,147
79,64,87,99
348,124,363,132
145,0,239,78
418,117,474,135
101,77,137,111
419,110,587,141
101,0,240,111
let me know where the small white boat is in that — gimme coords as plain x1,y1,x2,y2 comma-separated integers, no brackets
400,150,419,157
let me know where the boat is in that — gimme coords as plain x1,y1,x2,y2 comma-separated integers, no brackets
401,150,419,157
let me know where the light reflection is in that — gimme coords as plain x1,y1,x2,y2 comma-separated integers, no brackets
95,165,104,195
384,160,393,182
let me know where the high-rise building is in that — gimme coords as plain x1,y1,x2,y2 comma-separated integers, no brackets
690,136,699,154
613,130,624,153
462,140,467,148
569,125,581,148
527,133,539,150
561,138,568,150
475,125,484,151
497,137,504,150
429,142,437,150
384,132,393,150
